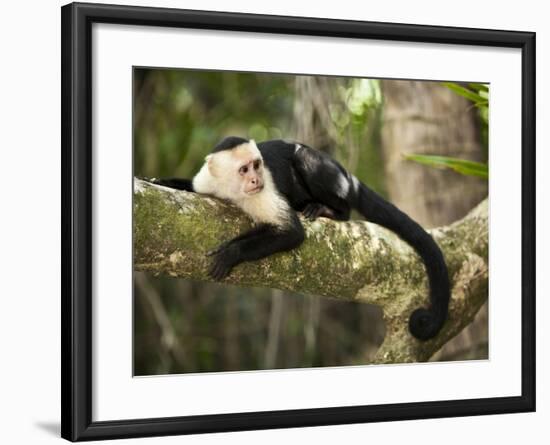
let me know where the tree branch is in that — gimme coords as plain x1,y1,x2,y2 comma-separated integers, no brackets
134,178,488,363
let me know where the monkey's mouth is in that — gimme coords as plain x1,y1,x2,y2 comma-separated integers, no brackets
246,185,264,195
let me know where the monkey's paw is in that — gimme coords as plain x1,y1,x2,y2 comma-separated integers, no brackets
302,203,335,220
206,245,236,280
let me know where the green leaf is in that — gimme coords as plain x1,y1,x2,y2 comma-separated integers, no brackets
403,154,488,179
468,82,489,93
442,82,486,105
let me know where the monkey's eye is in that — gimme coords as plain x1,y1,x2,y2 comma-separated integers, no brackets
253,159,262,170
239,166,248,175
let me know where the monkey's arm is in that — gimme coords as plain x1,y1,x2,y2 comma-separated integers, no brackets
149,177,194,192
208,221,304,280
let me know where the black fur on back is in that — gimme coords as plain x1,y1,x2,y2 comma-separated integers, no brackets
211,136,249,153
257,139,450,341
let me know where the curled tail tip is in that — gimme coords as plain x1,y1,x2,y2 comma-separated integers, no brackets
408,308,445,341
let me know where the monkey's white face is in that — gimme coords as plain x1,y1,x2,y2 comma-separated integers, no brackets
239,157,264,195
206,141,265,200
192,139,290,225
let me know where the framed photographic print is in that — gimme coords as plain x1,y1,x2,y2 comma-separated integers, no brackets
61,2,536,441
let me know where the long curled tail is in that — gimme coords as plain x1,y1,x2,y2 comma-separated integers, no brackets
350,178,450,340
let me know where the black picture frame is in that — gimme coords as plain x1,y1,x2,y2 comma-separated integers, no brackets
61,2,536,441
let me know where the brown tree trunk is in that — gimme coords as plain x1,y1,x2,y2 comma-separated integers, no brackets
380,80,487,228
380,80,488,360
292,76,349,154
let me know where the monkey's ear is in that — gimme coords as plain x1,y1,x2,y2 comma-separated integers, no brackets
205,154,219,177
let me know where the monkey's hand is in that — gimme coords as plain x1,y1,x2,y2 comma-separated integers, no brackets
206,243,237,280
302,203,336,220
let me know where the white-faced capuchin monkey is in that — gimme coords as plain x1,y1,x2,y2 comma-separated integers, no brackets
151,136,450,340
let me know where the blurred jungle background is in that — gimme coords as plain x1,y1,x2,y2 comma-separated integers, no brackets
133,68,489,376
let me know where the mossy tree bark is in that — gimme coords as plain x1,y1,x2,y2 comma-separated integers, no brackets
134,178,488,364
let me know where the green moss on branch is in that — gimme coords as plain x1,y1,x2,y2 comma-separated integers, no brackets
133,178,488,363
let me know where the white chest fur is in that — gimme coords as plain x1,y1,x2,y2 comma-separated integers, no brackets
236,175,290,226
